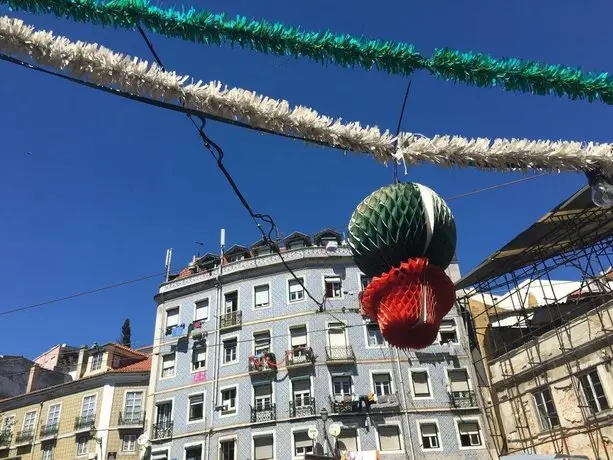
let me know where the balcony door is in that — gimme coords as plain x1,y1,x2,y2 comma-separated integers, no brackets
156,402,172,425
328,323,347,348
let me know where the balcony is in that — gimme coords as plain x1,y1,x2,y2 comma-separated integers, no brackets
285,347,315,367
449,391,479,409
118,412,146,427
248,353,277,374
325,346,355,363
74,416,96,431
0,430,11,448
371,394,401,411
39,423,59,439
151,421,173,440
219,311,242,330
329,396,362,414
14,429,34,445
250,404,276,423
289,399,316,418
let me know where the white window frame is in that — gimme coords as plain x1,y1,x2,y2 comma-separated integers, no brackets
90,352,104,371
287,277,306,303
76,436,89,456
438,318,459,344
445,367,472,396
252,383,274,411
219,385,238,418
122,391,144,421
251,431,275,460
375,423,404,453
161,352,176,379
336,424,361,453
416,419,443,451
253,329,272,356
409,369,433,400
46,403,62,428
154,398,174,426
191,342,207,372
288,324,309,351
533,387,560,431
2,414,15,433
122,434,138,452
454,417,485,450
80,394,97,420
222,336,239,365
41,442,53,460
218,435,238,460
323,275,343,299
223,291,239,313
364,321,387,348
194,297,210,322
292,377,313,408
327,321,348,349
253,283,271,310
291,428,314,459
183,441,205,460
579,368,610,414
370,370,394,398
22,410,37,433
187,392,205,424
165,306,180,330
331,375,353,398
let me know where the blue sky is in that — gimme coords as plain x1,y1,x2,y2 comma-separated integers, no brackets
1,0,608,358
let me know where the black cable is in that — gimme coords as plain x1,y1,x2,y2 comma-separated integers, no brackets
393,81,412,183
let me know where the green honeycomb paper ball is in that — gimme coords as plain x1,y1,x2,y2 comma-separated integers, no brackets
348,182,456,276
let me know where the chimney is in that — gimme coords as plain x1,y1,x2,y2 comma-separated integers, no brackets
75,345,88,379
26,364,40,393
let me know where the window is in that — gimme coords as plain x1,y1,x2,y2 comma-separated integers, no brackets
195,299,209,321
457,421,482,447
124,392,143,421
534,388,560,430
41,443,53,460
293,431,313,456
290,325,308,355
76,436,89,455
373,373,392,396
254,285,270,308
224,292,238,313
90,352,103,371
360,275,371,290
155,402,172,425
192,343,207,370
366,323,386,347
228,254,244,263
448,369,470,397
166,307,179,328
185,445,202,460
288,278,305,302
325,276,342,298
332,376,352,397
253,435,274,460
579,369,609,414
254,331,271,355
112,355,121,368
22,411,36,433
221,388,237,415
411,371,431,398
189,394,204,421
328,323,347,348
337,428,358,452
419,423,440,449
378,425,401,452
254,384,272,410
219,439,236,460
292,379,311,407
81,395,96,421
223,338,238,364
439,319,458,344
2,415,15,433
161,353,176,378
46,404,61,428
288,240,305,250
122,434,137,452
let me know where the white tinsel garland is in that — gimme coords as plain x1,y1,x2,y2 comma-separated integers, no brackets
0,15,611,173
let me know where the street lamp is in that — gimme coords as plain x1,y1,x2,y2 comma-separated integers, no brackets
320,408,329,456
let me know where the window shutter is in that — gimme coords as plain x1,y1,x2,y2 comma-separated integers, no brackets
294,432,311,449
162,354,175,369
292,380,310,393
439,319,455,330
378,426,401,451
289,280,303,293
412,372,429,395
421,424,437,436
193,347,206,362
325,276,341,283
459,422,479,434
373,374,390,385
254,286,269,306
190,394,204,405
254,384,272,398
254,332,271,351
195,300,208,320
291,327,307,347
254,436,273,460
337,429,358,452
449,370,470,392
166,308,179,327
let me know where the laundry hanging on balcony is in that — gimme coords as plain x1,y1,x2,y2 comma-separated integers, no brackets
349,182,456,349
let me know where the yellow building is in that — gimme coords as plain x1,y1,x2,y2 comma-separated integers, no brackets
0,343,150,460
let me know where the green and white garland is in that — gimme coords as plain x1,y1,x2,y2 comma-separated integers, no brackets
1,15,612,173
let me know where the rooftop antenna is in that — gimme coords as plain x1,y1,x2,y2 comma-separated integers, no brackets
220,228,226,251
194,241,205,257
164,248,173,282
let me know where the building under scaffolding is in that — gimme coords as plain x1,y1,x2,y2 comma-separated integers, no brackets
456,186,613,460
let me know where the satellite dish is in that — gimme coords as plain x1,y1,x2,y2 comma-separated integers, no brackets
328,423,341,438
137,433,150,446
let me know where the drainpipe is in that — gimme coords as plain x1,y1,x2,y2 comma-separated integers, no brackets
394,348,416,460
29,401,43,460
205,236,224,460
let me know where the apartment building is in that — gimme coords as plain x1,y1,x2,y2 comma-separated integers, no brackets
146,230,490,460
0,343,150,460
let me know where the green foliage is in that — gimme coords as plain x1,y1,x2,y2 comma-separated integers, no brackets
4,0,613,103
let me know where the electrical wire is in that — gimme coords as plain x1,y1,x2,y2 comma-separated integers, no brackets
446,173,550,202
392,81,412,184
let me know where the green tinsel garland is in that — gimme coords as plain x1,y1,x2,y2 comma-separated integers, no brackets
4,0,613,104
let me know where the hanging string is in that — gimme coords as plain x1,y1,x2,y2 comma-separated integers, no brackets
393,81,412,183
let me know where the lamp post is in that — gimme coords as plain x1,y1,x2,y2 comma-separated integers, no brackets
320,408,329,456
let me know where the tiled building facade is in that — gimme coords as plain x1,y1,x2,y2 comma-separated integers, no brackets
0,343,150,460
146,231,492,460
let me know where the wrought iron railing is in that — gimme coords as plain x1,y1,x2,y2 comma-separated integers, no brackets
325,346,355,362
289,399,316,418
250,404,276,423
248,353,277,373
0,430,11,447
39,423,59,438
118,412,146,426
219,311,242,329
285,347,315,366
449,391,479,408
15,429,34,444
74,415,96,430
330,395,361,413
151,421,173,440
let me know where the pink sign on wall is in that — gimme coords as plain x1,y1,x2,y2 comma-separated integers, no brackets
192,371,207,383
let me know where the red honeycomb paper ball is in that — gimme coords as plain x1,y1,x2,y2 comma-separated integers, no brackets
360,258,455,349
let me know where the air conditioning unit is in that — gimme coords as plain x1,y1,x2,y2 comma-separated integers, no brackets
325,241,338,251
